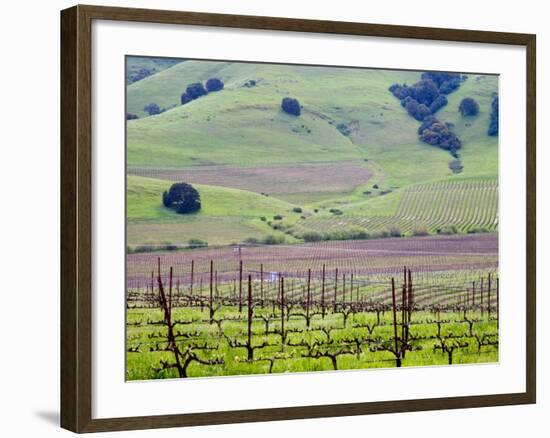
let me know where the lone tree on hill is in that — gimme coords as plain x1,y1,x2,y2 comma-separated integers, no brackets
205,78,224,92
143,103,161,116
162,183,201,214
281,97,301,116
459,97,480,116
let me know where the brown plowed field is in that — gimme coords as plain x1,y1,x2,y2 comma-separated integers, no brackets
128,163,373,201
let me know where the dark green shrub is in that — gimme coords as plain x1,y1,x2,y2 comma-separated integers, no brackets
263,235,285,245
281,97,301,116
438,225,458,235
205,78,224,92
162,190,172,207
273,214,283,220
429,95,448,113
187,238,208,248
421,72,461,94
130,68,153,83
186,82,208,100
292,207,303,213
388,226,402,237
126,113,138,120
459,97,480,116
418,116,438,135
389,83,411,100
144,103,162,115
419,121,462,153
467,227,490,234
409,79,440,106
488,96,499,136
415,104,432,120
336,123,351,136
449,159,464,174
412,226,429,236
180,93,192,105
162,182,201,214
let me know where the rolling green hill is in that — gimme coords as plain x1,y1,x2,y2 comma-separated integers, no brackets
126,56,183,85
127,61,497,184
125,59,499,249
126,99,362,167
127,175,300,247
127,175,297,221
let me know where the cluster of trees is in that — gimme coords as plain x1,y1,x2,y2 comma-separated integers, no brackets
420,72,462,94
129,67,154,83
418,116,461,156
400,96,432,121
389,72,465,155
180,78,224,105
389,72,462,121
162,182,201,214
281,97,301,116
488,96,499,136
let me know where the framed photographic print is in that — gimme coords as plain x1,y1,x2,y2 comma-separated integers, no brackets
60,4,536,433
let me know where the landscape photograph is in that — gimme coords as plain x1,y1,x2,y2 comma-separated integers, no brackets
125,56,499,380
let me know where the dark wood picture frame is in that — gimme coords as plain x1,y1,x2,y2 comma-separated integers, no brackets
60,4,536,433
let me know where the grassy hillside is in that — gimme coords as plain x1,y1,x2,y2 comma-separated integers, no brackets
127,61,497,185
127,99,362,167
127,175,299,221
126,56,183,85
127,175,299,247
126,61,418,117
125,59,499,249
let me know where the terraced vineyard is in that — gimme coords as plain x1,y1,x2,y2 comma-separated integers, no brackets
298,178,498,236
395,178,498,232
